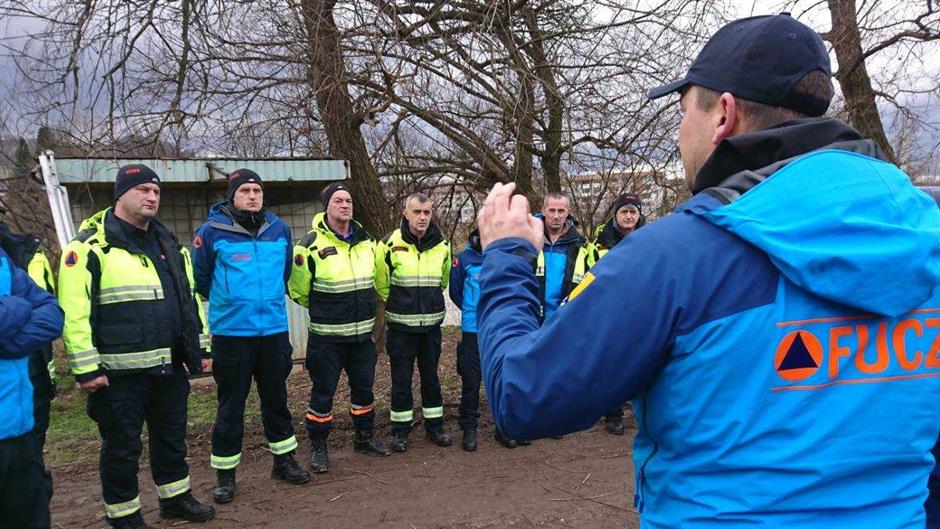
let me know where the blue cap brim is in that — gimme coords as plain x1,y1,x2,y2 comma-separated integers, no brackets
647,78,690,100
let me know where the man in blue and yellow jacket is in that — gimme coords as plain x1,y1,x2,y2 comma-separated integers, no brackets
59,164,215,529
475,14,940,529
376,192,453,452
0,246,62,529
193,169,309,504
288,182,391,475
535,194,588,323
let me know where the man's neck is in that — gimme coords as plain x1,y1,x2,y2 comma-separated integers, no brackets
114,208,149,231
408,225,426,240
328,216,351,237
547,228,564,243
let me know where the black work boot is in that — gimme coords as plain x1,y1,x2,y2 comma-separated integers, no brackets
389,430,409,453
212,469,236,504
158,491,215,523
273,452,311,484
354,430,392,456
605,415,625,435
425,425,453,447
107,511,151,529
462,428,478,452
495,428,518,449
309,434,329,474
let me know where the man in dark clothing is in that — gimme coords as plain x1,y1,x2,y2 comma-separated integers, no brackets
587,193,647,436
59,164,215,529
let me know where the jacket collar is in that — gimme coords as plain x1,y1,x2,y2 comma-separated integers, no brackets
693,117,873,194
400,218,444,251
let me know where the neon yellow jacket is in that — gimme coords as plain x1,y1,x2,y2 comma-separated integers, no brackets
375,220,450,332
58,209,209,382
288,213,379,342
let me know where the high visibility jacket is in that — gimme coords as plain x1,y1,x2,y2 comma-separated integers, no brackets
27,251,57,384
288,213,379,342
193,202,292,337
535,219,588,321
376,220,450,332
58,209,209,383
587,215,646,267
0,247,62,440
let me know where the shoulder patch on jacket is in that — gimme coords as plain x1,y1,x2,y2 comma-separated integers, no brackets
318,247,338,258
193,235,203,249
294,254,305,267
392,246,409,253
299,231,318,248
64,251,79,267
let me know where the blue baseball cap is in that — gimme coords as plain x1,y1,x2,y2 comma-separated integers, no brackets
648,13,832,116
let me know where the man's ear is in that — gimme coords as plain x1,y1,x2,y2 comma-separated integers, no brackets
711,92,738,145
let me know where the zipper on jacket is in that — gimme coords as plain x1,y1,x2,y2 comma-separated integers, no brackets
634,396,658,513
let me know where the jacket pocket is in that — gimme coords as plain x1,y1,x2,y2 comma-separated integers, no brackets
96,323,144,347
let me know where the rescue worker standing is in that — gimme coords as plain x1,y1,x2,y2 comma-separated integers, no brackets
448,228,483,451
475,14,940,528
586,192,647,437
589,193,645,266
537,193,588,322
0,216,58,528
376,193,453,452
59,165,215,529
288,182,391,474
192,169,309,504
0,245,63,529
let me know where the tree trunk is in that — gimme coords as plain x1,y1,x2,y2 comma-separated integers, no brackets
301,0,393,236
522,7,563,194
825,0,896,163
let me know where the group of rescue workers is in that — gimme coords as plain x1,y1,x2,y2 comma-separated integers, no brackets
10,12,940,529
0,160,648,529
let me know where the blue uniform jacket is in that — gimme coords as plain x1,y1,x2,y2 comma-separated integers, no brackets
478,118,940,528
449,230,483,333
193,202,292,337
537,216,584,320
0,247,63,440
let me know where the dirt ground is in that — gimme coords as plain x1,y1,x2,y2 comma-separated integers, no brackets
49,330,640,529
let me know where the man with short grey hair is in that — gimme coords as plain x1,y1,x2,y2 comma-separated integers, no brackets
376,193,453,452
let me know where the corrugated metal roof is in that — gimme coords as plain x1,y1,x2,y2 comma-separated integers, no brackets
55,157,349,184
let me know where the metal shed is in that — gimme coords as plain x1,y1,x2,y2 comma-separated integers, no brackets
55,156,351,356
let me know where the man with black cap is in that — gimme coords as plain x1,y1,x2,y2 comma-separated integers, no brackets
585,192,647,437
474,13,940,528
192,169,309,504
59,164,215,528
288,182,391,473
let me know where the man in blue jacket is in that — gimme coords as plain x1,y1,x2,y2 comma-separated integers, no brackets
0,247,63,528
193,169,309,505
476,13,940,528
536,193,588,322
448,228,523,451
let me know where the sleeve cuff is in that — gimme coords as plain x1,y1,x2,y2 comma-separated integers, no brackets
75,369,103,384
